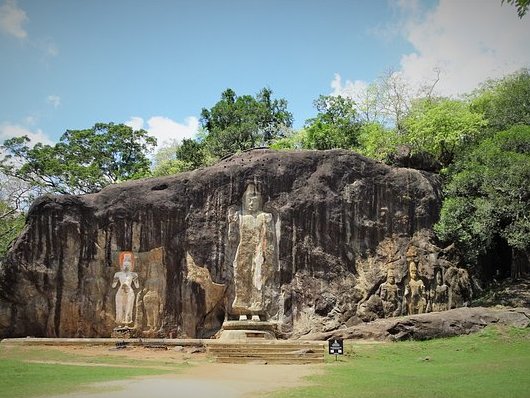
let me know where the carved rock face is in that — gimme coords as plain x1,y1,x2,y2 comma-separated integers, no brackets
0,149,471,338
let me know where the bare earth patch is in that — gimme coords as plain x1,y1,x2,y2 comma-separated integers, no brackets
24,344,321,398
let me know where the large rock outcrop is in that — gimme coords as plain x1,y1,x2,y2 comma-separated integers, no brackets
305,307,530,341
0,149,471,338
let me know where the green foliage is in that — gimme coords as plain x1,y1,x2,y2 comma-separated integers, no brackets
502,0,530,17
271,326,530,398
401,98,486,166
200,88,293,158
471,69,530,131
0,123,156,195
303,95,362,150
269,129,307,150
175,138,206,168
356,122,398,161
0,201,25,259
435,126,530,264
151,137,212,176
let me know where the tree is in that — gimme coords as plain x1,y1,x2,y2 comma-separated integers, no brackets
0,200,25,259
371,68,441,130
270,129,308,150
502,0,529,17
0,174,32,259
0,123,156,195
152,137,209,176
176,139,206,169
400,97,486,167
470,69,530,132
200,88,293,158
356,122,398,161
303,95,362,150
435,125,530,276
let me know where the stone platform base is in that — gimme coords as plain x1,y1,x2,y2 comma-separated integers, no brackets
219,320,278,341
111,327,138,339
207,340,325,364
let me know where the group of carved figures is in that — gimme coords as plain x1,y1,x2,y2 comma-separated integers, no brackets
111,183,461,330
377,262,451,318
111,183,277,328
112,252,163,331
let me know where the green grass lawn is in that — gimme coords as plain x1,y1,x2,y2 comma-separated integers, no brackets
1,327,529,398
270,327,530,398
0,345,186,398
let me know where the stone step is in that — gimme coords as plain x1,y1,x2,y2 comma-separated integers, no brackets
207,341,325,364
215,356,324,364
208,344,323,351
209,349,323,356
208,347,323,354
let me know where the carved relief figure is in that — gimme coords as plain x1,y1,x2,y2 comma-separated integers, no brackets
445,266,471,308
230,183,277,320
142,264,163,332
186,252,226,316
377,268,401,317
112,252,139,325
403,261,426,315
431,268,450,312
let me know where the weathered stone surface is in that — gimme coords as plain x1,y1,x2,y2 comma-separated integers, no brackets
304,307,530,341
0,149,471,338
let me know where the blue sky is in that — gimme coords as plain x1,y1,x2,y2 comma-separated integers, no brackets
1,0,529,150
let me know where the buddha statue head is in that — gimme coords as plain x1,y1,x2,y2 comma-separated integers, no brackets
409,261,419,280
386,268,396,285
243,183,263,215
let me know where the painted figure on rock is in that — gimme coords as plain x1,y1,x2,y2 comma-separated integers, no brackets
377,268,401,317
112,252,139,325
229,183,278,320
403,261,426,315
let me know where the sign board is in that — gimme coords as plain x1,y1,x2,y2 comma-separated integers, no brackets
328,339,344,355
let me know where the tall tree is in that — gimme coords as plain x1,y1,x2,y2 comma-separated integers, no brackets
152,138,209,176
435,125,530,276
0,200,25,259
0,174,32,259
0,123,156,195
356,122,398,161
200,88,293,158
303,95,362,150
470,68,530,132
401,97,486,167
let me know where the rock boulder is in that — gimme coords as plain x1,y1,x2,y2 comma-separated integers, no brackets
0,149,471,338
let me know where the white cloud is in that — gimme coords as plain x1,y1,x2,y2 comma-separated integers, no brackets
335,0,530,101
0,122,53,146
0,1,59,58
125,116,145,131
47,95,61,109
398,0,530,96
0,0,27,39
125,116,199,149
330,73,370,101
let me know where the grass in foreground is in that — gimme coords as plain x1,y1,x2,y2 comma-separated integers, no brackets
0,345,187,398
270,326,530,398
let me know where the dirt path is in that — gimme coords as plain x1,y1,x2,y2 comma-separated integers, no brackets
2,343,323,398
47,362,320,398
